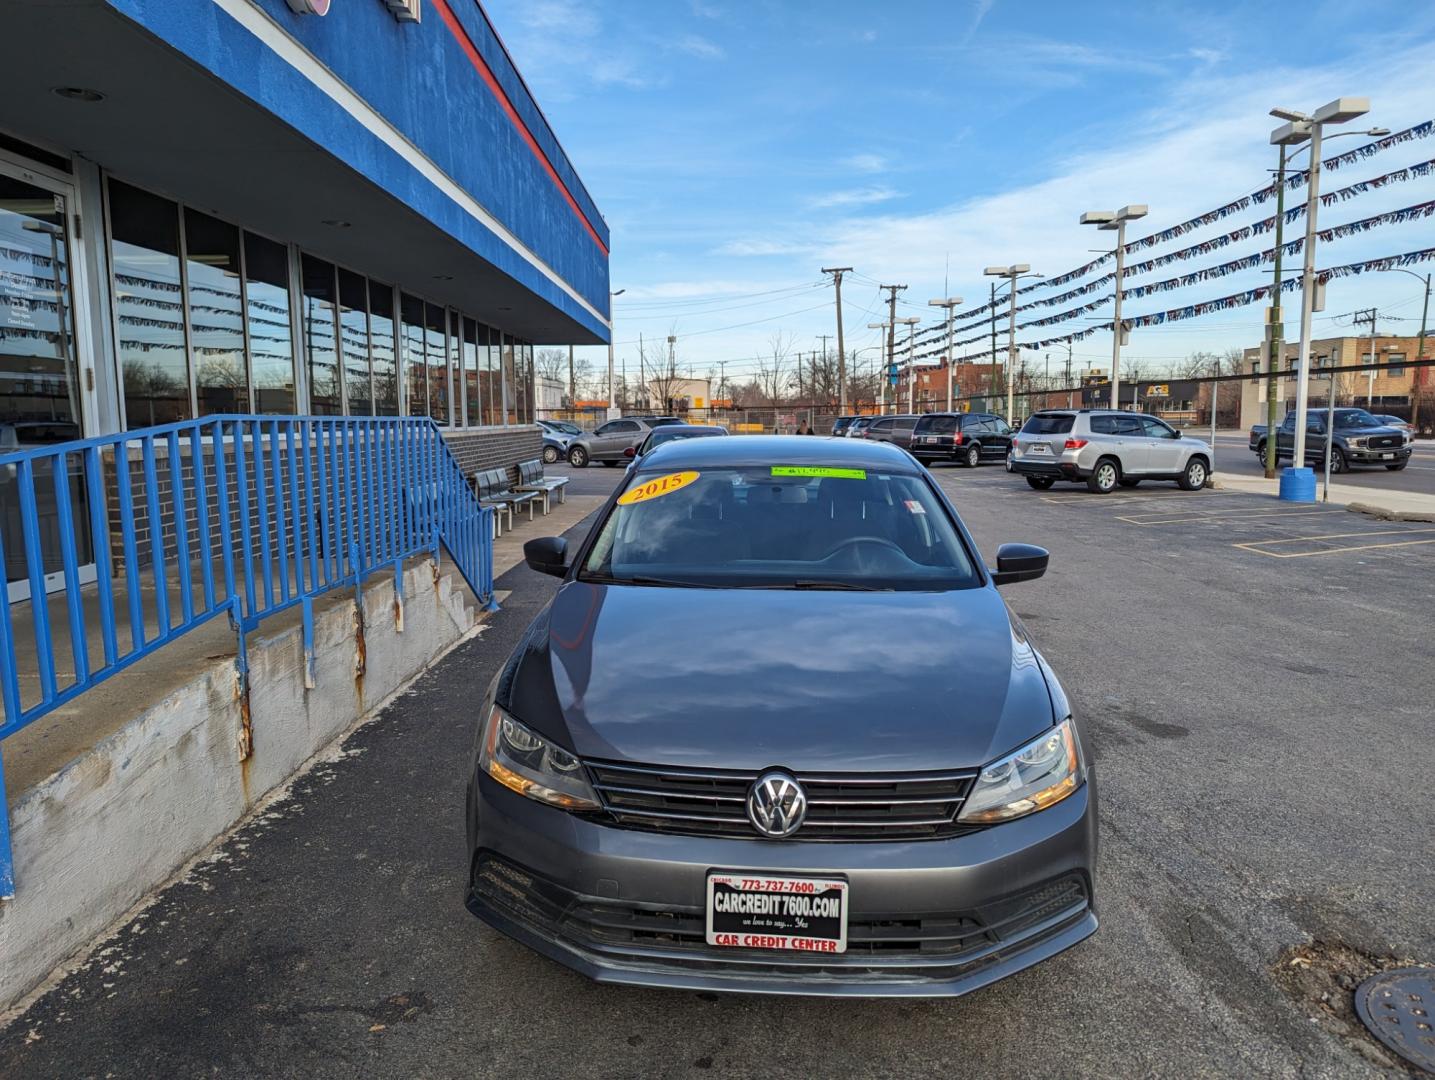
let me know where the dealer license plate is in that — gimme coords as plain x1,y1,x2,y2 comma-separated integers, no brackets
1027,442,1051,455
1381,452,1394,459
705,872,848,954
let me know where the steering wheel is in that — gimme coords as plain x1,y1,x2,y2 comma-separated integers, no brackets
821,536,906,559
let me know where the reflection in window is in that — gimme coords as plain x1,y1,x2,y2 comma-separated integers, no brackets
501,333,516,423
479,324,499,426
184,208,247,414
301,255,340,415
449,311,464,426
401,293,426,417
462,317,480,427
338,268,371,416
425,302,448,423
521,341,534,424
109,180,190,425
244,232,295,413
369,281,398,416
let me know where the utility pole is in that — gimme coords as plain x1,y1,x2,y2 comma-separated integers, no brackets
567,344,575,412
638,332,646,410
898,317,920,412
666,334,677,413
716,359,729,405
880,285,906,415
818,334,830,406
1355,307,1378,408
1065,340,1074,408
822,267,853,414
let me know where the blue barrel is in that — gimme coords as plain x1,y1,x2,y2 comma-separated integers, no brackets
1278,466,1316,503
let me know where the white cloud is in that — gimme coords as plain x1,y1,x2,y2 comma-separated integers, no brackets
675,34,725,60
689,0,723,18
809,186,901,209
961,0,996,46
518,0,599,37
841,153,888,174
713,239,815,257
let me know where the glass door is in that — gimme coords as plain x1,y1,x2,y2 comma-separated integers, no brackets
0,161,96,602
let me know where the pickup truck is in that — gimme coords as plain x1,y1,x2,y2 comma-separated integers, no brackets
1249,407,1412,473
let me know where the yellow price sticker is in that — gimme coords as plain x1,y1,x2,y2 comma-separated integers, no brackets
616,471,701,506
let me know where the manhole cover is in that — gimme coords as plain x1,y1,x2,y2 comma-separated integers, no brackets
1354,966,1435,1073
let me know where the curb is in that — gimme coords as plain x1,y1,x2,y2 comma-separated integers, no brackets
1346,501,1435,523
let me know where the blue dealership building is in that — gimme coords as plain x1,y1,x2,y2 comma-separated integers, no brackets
0,0,609,471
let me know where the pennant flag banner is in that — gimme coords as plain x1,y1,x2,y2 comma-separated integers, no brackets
1320,158,1435,206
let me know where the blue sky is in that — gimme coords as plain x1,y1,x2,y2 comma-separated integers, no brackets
484,0,1435,390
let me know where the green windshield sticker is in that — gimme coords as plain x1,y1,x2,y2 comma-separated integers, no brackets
770,466,867,479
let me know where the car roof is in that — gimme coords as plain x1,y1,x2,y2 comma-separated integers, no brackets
648,424,725,435
635,434,921,473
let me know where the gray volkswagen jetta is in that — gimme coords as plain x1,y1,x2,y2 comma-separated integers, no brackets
465,436,1097,996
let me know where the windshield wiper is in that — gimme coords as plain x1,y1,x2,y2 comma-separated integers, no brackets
788,579,887,591
580,573,708,589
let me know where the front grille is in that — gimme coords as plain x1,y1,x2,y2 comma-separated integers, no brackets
586,760,979,841
471,855,1089,968
1367,434,1403,449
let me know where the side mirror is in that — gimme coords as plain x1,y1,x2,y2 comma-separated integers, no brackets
991,543,1048,586
624,446,636,458
523,536,569,578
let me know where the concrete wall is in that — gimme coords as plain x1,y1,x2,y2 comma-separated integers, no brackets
0,556,478,1012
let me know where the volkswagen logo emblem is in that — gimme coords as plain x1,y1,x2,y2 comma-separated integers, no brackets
746,770,807,838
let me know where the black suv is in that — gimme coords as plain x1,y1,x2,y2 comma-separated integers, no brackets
911,412,1015,467
863,414,918,449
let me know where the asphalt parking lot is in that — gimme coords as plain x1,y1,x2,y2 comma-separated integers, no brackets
2,455,1431,1078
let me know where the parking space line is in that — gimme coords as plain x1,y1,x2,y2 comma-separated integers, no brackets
1119,508,1347,526
1233,526,1435,558
1235,538,1435,558
1115,506,1345,525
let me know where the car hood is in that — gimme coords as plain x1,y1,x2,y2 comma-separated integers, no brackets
501,582,1057,772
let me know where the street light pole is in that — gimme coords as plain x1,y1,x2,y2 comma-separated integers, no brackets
867,322,891,414
984,265,1035,424
898,317,920,411
607,287,624,419
1080,204,1148,414
1270,98,1371,498
1379,268,1431,431
928,296,963,412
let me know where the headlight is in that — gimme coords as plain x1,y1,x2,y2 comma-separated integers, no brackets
958,718,1083,824
479,705,600,811
1350,437,1367,448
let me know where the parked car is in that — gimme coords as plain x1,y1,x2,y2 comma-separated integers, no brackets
1372,414,1415,438
538,420,585,464
1248,408,1412,473
845,416,874,439
830,415,860,437
468,436,1095,996
911,412,1015,468
862,414,918,449
1010,409,1212,493
567,418,676,467
625,423,727,466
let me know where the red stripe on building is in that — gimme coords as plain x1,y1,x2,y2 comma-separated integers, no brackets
430,0,609,256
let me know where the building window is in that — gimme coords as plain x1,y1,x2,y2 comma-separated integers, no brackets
401,292,426,417
424,302,448,423
338,268,371,416
1387,353,1405,377
184,208,247,414
462,316,480,427
369,280,398,416
501,333,516,423
244,232,296,414
108,179,190,426
481,324,500,425
300,255,341,415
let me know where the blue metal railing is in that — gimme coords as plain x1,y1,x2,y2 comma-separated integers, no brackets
0,415,494,896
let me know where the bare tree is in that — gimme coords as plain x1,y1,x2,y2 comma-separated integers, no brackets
756,332,792,406
643,336,684,412
535,347,566,383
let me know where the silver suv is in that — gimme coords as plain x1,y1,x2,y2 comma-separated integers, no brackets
1010,410,1212,493
567,417,680,467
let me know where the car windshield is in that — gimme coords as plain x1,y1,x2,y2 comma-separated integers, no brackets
1022,414,1074,435
915,416,960,434
1336,409,1382,429
580,465,980,590
549,421,582,435
649,429,722,448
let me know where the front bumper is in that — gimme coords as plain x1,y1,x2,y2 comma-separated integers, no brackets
465,770,1098,997
1345,445,1413,463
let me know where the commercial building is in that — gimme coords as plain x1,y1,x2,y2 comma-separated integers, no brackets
0,0,610,572
1238,336,1427,429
